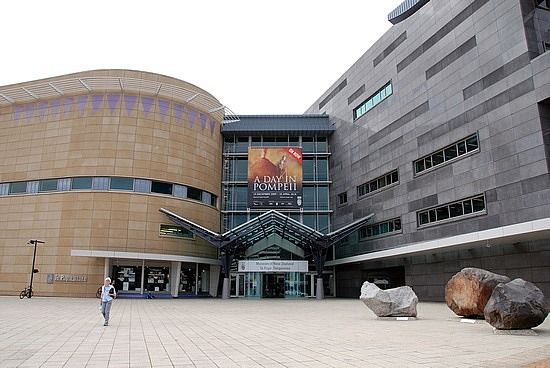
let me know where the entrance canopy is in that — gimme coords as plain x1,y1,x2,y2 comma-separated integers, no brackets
160,208,374,273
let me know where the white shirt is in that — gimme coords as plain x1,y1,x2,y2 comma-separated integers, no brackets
101,285,116,302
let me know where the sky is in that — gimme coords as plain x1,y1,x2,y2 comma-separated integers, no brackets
1,0,404,115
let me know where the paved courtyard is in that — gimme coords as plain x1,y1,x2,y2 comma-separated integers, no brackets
0,297,549,368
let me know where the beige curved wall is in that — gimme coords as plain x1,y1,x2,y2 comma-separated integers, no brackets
0,70,223,297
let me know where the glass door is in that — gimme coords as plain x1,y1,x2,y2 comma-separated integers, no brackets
304,273,316,298
245,272,262,298
230,273,245,297
284,272,304,298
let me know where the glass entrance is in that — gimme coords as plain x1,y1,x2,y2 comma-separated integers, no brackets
263,274,285,298
285,272,305,297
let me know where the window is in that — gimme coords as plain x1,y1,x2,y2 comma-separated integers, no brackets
110,177,134,191
159,224,194,239
303,186,316,210
210,194,218,208
187,187,202,201
359,218,401,240
316,137,328,153
338,192,348,205
303,159,315,181
72,177,93,190
234,159,248,181
151,181,173,195
357,170,399,197
92,177,110,190
316,158,328,181
235,137,249,153
173,184,187,198
0,183,8,196
9,182,27,194
39,179,58,192
317,214,329,234
302,137,315,153
134,179,152,193
317,186,329,210
354,81,393,120
414,134,479,174
417,195,486,226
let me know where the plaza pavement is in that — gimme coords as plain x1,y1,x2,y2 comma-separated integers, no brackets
0,297,549,368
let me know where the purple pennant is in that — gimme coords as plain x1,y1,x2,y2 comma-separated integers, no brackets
26,104,35,120
124,95,137,114
92,95,103,112
14,105,24,121
187,108,196,128
209,119,216,136
107,94,120,114
63,97,73,117
199,113,207,130
174,103,184,122
51,100,60,116
39,102,48,121
158,99,170,121
77,95,88,115
141,96,153,116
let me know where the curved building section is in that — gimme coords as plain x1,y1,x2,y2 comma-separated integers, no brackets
0,70,223,297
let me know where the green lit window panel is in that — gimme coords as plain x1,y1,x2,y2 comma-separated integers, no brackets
160,224,193,239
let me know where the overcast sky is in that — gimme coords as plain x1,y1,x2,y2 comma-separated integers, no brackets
2,0,403,115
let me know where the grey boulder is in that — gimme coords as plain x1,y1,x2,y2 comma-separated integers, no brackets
445,267,510,318
484,278,549,330
360,281,418,317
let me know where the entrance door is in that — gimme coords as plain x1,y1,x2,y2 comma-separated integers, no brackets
262,274,285,298
304,273,316,298
230,273,245,297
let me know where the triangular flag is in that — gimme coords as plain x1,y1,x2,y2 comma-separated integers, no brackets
92,95,103,112
26,104,35,120
78,95,88,115
187,108,196,128
107,94,120,114
63,97,73,117
141,96,153,117
209,119,216,136
14,105,24,121
199,113,207,130
39,102,48,121
174,104,184,122
124,95,137,114
158,99,170,121
51,100,60,116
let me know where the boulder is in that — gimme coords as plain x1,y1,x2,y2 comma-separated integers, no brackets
360,281,418,317
445,267,510,318
484,278,549,330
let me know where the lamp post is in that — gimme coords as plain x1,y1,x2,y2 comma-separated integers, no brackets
27,239,44,298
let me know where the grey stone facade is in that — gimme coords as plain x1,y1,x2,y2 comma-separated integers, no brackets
306,0,550,300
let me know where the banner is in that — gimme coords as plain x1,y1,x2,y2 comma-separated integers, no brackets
248,147,303,208
238,260,308,273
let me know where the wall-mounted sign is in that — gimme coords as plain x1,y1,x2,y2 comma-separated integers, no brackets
238,260,308,273
248,147,303,208
47,274,88,284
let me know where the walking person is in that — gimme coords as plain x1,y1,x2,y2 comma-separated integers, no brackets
99,277,116,326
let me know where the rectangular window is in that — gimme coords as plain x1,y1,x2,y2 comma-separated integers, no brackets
58,178,71,191
159,224,194,239
354,81,392,120
303,186,316,210
357,170,399,198
134,179,152,193
417,195,486,227
72,177,93,190
235,137,249,153
414,133,479,174
234,159,248,181
338,191,348,205
9,182,27,194
210,194,218,208
187,187,202,201
302,137,315,153
27,181,39,194
39,179,59,192
316,137,328,153
316,158,328,181
317,186,329,210
359,218,401,240
0,183,8,196
110,177,134,191
151,181,173,195
92,177,110,190
303,158,315,181
173,184,187,199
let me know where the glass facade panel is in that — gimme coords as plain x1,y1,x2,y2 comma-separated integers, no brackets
317,186,329,210
110,177,134,190
187,187,202,201
151,181,173,195
72,177,93,190
303,186,316,210
317,214,329,233
303,159,315,181
316,158,328,181
235,137,249,153
39,179,58,192
302,137,315,153
9,182,27,194
303,214,316,229
234,159,248,181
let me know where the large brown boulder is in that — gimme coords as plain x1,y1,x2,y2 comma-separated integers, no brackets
484,278,549,330
445,267,510,318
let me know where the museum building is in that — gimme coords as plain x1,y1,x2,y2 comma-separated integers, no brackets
1,0,550,301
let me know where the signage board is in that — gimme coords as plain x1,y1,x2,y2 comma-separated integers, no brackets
247,147,303,208
238,260,308,273
47,274,88,283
